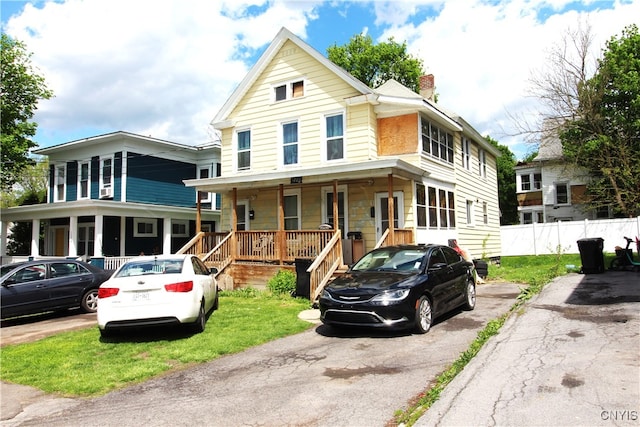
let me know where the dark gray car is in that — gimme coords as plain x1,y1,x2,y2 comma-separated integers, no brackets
1,259,112,319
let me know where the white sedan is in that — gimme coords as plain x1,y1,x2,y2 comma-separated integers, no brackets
97,255,219,337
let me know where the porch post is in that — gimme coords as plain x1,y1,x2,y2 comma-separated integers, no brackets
196,196,202,254
387,174,395,243
278,184,285,265
196,195,202,233
231,188,237,262
94,215,104,257
68,215,78,257
332,179,339,230
31,219,40,257
163,217,171,254
0,220,7,257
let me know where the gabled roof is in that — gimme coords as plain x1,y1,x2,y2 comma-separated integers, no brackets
212,27,374,127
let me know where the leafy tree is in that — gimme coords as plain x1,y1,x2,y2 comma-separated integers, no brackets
560,25,640,218
327,34,425,92
0,159,48,208
485,136,519,225
1,33,53,191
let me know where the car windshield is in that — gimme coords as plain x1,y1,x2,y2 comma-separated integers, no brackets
114,259,184,278
351,248,426,273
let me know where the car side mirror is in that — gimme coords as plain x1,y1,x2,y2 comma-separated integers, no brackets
428,263,448,271
209,267,219,275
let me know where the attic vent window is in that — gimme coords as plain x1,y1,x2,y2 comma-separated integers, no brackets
274,80,304,102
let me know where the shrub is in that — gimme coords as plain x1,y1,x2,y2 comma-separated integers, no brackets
267,269,297,295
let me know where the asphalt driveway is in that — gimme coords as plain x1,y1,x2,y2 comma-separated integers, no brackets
1,281,521,426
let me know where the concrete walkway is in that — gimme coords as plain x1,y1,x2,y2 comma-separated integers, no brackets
417,270,640,426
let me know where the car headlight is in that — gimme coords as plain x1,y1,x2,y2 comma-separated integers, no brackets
320,289,331,299
370,289,410,305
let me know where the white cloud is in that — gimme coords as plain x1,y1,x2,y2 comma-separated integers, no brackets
4,0,319,146
4,0,638,158
375,0,640,157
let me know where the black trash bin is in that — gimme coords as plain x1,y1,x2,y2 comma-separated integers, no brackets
577,238,605,274
295,258,313,299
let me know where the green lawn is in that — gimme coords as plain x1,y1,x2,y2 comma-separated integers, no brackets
0,252,604,400
0,291,312,396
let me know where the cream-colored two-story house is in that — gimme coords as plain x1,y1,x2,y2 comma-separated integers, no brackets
182,27,501,297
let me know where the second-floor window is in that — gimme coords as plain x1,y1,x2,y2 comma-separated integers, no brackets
421,120,454,164
282,121,298,165
325,113,344,161
555,183,569,205
478,149,487,178
55,165,65,202
519,172,542,191
78,162,89,199
198,166,210,202
461,138,471,170
101,158,112,188
237,130,251,171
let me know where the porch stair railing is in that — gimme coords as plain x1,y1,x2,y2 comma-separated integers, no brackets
374,228,414,248
308,231,343,302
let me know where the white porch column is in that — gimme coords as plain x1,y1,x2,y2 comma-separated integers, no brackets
163,217,171,254
94,215,104,257
31,219,40,257
68,216,78,257
0,220,7,257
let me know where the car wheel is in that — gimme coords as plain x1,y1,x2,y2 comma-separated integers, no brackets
414,296,432,334
191,301,206,333
81,289,99,313
463,278,476,311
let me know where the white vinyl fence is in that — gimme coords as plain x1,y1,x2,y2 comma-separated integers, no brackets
500,217,640,256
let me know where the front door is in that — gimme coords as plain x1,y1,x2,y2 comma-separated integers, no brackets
52,227,68,256
375,192,404,242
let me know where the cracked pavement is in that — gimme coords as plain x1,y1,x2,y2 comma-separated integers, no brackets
417,271,640,427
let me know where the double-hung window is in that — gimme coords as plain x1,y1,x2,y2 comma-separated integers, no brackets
478,149,487,178
461,138,471,170
282,121,298,166
55,165,65,202
555,183,569,205
419,183,455,229
237,130,251,171
325,113,344,161
78,162,89,199
101,158,112,188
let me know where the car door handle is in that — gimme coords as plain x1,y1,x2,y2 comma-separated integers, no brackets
36,284,48,288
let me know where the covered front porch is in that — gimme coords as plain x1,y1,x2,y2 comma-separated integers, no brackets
181,159,424,300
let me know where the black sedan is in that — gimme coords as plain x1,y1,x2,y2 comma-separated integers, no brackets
319,244,476,334
1,259,113,319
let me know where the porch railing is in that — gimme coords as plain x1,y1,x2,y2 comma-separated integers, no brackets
308,231,344,301
375,228,415,248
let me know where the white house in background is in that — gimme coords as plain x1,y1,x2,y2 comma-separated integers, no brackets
515,132,612,224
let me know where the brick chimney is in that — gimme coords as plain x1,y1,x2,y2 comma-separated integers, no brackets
419,74,435,101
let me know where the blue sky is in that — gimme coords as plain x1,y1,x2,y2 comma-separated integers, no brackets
2,0,638,159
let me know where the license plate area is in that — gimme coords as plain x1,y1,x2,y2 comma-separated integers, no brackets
132,291,150,302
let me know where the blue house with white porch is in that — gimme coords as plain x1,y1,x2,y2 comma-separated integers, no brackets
0,131,220,266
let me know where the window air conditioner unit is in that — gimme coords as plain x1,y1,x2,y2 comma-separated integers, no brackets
100,187,113,199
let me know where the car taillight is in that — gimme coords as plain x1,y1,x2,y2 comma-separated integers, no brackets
165,281,193,292
98,288,119,298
